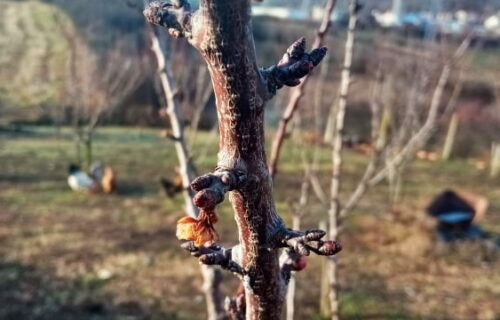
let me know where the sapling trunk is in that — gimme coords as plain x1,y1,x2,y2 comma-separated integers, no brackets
147,24,225,320
442,112,458,161
490,142,500,178
328,1,359,318
144,1,341,318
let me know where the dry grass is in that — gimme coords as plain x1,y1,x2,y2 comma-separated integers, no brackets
0,126,499,319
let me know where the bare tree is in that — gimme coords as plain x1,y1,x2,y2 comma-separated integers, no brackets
67,34,145,168
121,1,226,317
146,23,226,319
144,1,342,318
323,21,470,320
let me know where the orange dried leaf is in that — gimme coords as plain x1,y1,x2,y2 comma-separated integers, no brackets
176,217,198,241
176,216,219,246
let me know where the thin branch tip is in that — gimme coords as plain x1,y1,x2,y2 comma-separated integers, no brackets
281,228,342,256
261,38,328,97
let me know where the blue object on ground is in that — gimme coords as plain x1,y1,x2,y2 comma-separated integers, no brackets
437,211,473,224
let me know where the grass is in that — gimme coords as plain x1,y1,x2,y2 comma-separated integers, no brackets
0,126,499,320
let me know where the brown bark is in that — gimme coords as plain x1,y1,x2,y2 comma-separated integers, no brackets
144,1,340,319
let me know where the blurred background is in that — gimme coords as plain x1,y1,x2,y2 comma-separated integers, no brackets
0,0,499,319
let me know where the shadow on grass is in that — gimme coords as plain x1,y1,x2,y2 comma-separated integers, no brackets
0,174,62,184
117,228,179,255
339,272,422,320
115,181,155,197
0,258,180,320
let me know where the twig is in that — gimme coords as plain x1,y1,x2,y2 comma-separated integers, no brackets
181,242,245,275
268,0,338,178
368,37,471,187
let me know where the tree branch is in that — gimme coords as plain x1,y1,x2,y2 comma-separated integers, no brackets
340,37,471,218
177,168,248,246
142,9,226,318
268,0,338,178
368,37,471,187
328,1,359,318
143,0,192,39
280,229,342,257
260,37,327,98
181,241,245,275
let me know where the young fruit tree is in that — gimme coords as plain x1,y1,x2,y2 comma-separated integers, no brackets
144,1,342,319
146,24,225,319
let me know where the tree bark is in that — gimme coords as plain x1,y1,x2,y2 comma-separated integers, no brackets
189,3,284,316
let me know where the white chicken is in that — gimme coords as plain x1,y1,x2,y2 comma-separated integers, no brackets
67,164,99,192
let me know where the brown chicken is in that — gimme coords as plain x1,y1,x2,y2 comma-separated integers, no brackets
101,166,116,194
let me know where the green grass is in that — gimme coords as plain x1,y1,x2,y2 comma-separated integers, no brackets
0,126,499,319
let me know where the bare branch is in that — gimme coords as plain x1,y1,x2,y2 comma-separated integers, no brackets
280,229,342,257
340,38,471,219
440,70,464,122
328,1,359,317
181,241,245,275
268,0,337,178
368,38,471,187
144,12,225,319
260,37,327,98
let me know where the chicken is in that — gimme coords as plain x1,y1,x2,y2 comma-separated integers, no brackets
101,166,116,194
67,164,99,192
159,170,184,198
68,163,116,194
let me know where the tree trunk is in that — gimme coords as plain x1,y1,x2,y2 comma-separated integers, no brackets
328,1,359,319
74,131,82,167
144,1,338,318
150,28,198,217
84,132,93,171
441,112,458,161
195,3,284,316
490,142,500,178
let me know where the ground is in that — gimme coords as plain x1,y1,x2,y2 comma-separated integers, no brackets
0,127,499,320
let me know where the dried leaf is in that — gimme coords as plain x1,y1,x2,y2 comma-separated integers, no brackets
176,215,219,246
